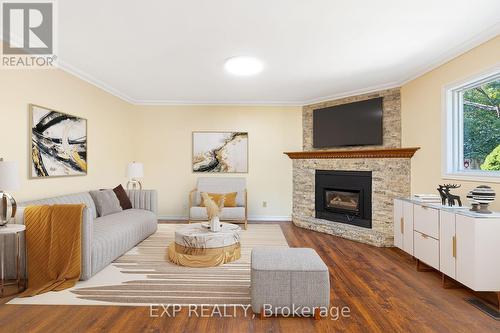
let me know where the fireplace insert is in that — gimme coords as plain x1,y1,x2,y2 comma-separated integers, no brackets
324,189,361,215
315,170,372,228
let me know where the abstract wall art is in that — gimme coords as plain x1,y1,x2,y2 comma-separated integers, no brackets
192,132,248,173
30,104,87,178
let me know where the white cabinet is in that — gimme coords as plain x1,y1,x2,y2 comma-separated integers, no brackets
393,198,500,293
439,211,456,279
393,199,413,255
456,215,500,291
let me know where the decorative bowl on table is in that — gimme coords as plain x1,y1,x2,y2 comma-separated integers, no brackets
471,185,496,214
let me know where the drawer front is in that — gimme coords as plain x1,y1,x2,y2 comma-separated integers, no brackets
414,204,439,239
414,231,439,270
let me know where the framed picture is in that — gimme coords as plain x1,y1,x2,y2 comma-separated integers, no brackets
192,131,248,173
30,104,87,178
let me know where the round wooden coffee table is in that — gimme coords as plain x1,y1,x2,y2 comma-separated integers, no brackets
168,223,241,267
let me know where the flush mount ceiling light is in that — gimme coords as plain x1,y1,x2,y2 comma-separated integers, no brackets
224,56,263,76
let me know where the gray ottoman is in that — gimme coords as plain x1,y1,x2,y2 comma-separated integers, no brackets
251,247,330,318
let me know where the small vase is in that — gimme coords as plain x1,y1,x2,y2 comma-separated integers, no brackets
210,216,221,232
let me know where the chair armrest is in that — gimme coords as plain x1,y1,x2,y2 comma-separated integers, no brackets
189,189,197,208
127,189,158,216
244,189,248,218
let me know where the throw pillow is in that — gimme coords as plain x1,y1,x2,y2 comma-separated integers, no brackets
113,184,133,210
200,192,237,207
89,190,123,217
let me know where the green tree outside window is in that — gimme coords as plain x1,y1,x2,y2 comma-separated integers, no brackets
462,79,500,170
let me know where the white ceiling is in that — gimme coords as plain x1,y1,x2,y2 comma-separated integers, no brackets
58,0,500,105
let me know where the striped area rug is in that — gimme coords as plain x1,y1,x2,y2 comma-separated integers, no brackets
8,223,288,306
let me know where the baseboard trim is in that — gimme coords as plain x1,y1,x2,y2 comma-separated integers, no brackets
248,216,291,221
158,215,291,222
159,216,189,221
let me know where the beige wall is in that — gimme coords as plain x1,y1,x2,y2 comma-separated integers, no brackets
0,69,136,202
133,105,302,219
401,36,500,209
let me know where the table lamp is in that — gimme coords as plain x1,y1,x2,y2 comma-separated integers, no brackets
127,162,144,190
0,159,20,227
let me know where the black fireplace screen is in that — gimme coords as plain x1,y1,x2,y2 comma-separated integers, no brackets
324,189,360,215
315,170,372,229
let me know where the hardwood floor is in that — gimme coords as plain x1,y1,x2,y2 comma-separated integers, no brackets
0,221,499,333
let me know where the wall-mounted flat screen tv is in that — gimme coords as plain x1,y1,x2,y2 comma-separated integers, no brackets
313,97,383,148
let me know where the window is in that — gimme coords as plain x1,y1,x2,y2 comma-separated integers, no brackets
444,67,500,181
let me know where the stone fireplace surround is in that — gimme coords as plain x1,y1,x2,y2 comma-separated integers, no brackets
286,88,418,247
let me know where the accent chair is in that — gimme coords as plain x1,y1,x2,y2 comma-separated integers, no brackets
189,177,248,229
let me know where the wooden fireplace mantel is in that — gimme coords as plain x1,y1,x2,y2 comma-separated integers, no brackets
284,147,420,159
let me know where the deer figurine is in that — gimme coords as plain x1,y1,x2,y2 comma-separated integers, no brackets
441,184,462,207
437,185,448,206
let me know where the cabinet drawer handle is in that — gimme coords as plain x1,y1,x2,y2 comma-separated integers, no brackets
452,236,456,258
400,217,404,234
421,233,429,239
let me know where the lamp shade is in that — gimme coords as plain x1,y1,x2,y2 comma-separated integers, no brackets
0,160,20,190
127,162,144,179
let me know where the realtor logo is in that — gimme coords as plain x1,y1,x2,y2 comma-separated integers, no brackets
1,1,56,67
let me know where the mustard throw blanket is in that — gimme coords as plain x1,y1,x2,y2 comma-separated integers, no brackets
20,204,84,297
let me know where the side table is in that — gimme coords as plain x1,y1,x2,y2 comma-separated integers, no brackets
0,224,25,297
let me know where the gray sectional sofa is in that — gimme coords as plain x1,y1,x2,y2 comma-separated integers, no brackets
11,189,157,280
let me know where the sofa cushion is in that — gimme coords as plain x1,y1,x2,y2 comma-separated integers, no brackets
90,190,123,217
92,209,157,275
190,206,245,221
200,192,237,207
113,184,133,210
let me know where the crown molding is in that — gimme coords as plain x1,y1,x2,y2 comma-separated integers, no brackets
398,22,500,86
133,99,304,107
130,82,401,106
300,81,402,106
57,60,136,104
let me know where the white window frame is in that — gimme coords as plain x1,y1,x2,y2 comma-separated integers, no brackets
442,65,500,183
